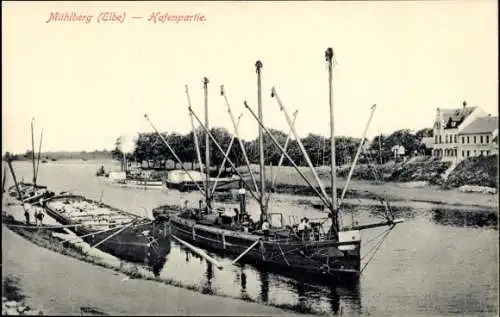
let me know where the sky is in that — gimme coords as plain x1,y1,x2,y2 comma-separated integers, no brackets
2,1,498,154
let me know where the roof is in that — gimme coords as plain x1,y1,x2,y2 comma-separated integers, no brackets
459,116,498,135
438,107,477,129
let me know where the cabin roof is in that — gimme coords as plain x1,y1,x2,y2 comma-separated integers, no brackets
459,116,498,135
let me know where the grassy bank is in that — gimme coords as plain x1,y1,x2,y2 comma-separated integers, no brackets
445,155,498,188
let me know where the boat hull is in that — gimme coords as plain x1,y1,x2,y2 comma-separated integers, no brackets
167,213,361,283
43,195,171,269
114,179,164,188
8,183,55,202
166,179,240,192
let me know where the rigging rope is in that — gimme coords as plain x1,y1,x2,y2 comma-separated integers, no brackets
361,226,393,249
360,226,393,273
360,146,395,220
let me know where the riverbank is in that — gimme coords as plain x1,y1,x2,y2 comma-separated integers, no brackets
255,165,498,210
2,226,315,316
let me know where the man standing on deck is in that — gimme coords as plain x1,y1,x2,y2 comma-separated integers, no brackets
24,209,30,225
304,218,312,241
261,218,270,240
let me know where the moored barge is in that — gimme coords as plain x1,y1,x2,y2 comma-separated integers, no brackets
43,194,171,269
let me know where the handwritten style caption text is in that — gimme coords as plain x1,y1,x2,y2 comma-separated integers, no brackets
45,12,207,24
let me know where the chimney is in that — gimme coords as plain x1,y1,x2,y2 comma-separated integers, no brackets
462,101,467,108
439,107,444,134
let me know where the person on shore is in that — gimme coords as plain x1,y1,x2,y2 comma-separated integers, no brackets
261,218,270,240
24,209,30,225
35,209,44,226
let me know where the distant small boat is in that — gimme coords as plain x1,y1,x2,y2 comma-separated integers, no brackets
50,158,58,162
42,159,48,163
166,169,241,192
105,171,165,189
95,165,106,177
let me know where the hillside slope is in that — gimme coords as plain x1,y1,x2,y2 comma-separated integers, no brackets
336,157,452,184
445,155,498,188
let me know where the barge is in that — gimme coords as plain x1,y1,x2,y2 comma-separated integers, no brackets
43,194,171,270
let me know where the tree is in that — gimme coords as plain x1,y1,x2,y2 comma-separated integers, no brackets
133,133,156,168
23,150,35,160
335,136,361,166
301,133,325,167
262,129,288,166
415,128,433,140
368,134,391,164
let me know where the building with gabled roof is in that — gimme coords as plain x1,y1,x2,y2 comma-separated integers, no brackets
430,101,488,161
457,115,498,159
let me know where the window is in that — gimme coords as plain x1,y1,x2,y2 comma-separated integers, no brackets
462,136,465,143
445,135,448,143
454,149,457,157
467,150,470,157
486,135,490,143
480,151,483,156
473,136,477,143
439,135,442,144
454,135,457,143
435,136,438,144
462,150,465,157
467,136,470,143
480,135,484,143
486,151,490,156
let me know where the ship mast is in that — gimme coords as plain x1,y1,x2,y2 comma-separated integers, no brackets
326,47,339,239
203,77,211,208
256,61,266,219
31,118,36,187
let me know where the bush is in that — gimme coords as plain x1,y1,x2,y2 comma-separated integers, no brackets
389,160,451,184
445,155,498,188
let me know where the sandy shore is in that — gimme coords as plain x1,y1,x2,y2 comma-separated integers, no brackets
2,226,314,316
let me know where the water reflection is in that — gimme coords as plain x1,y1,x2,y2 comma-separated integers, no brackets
431,208,498,229
259,270,269,303
202,261,214,294
170,241,362,315
240,270,248,298
329,287,340,315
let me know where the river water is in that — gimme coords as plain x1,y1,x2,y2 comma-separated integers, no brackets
4,160,498,316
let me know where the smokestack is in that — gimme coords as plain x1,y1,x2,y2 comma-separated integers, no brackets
462,101,467,108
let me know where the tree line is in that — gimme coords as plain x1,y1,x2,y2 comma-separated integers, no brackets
111,127,433,170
